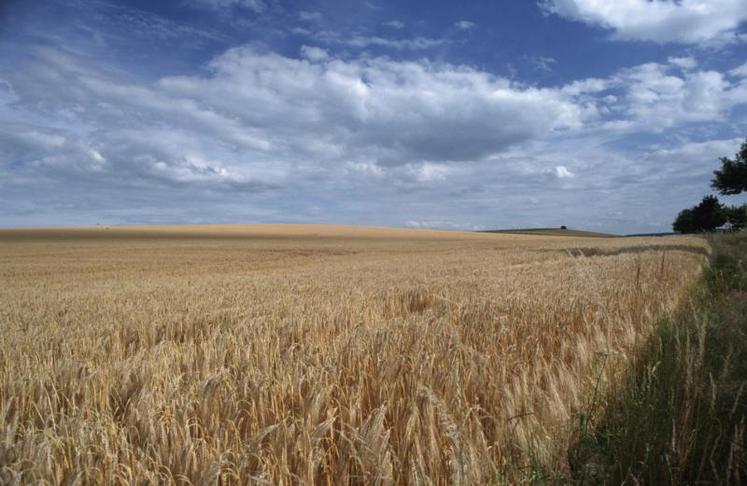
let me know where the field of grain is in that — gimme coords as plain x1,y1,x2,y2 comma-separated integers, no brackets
0,225,707,484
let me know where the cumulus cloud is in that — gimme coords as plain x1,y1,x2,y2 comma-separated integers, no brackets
668,56,697,70
300,45,330,62
554,165,575,178
158,46,586,164
631,138,747,197
407,162,451,183
619,65,730,125
541,0,747,43
5,47,746,183
730,63,747,78
0,44,590,230
562,58,747,132
3,42,747,231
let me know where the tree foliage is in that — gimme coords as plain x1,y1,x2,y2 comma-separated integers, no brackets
672,208,696,234
724,204,747,230
672,195,727,233
712,139,747,195
674,139,747,233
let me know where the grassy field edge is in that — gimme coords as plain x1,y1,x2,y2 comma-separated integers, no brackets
567,233,747,484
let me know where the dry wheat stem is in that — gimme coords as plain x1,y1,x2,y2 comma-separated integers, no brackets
0,225,706,484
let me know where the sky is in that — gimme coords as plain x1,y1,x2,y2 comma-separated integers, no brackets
1,0,746,233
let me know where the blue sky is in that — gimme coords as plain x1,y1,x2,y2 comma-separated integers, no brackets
1,0,746,233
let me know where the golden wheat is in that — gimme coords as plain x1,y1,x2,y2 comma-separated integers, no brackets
0,225,706,484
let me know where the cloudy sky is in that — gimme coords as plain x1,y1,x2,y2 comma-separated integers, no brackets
2,0,746,233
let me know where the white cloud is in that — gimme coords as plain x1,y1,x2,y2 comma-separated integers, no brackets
190,0,267,13
16,130,67,150
0,44,594,218
611,61,747,128
552,58,747,133
634,138,746,191
554,165,575,178
298,11,323,23
0,80,18,106
730,62,747,78
668,56,697,70
345,161,384,178
157,46,586,165
404,220,486,231
408,162,451,182
7,48,747,182
6,47,746,189
541,0,747,43
646,138,744,162
532,56,557,72
341,35,446,50
295,29,447,51
455,20,476,30
384,20,405,29
3,43,747,232
300,45,330,62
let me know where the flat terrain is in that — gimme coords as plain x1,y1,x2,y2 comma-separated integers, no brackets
481,227,617,238
0,225,707,483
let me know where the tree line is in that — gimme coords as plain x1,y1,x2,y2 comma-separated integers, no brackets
672,139,747,233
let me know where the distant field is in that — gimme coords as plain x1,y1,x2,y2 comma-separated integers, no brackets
0,225,707,483
480,227,617,238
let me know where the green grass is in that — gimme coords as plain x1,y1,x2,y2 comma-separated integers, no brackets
568,232,747,484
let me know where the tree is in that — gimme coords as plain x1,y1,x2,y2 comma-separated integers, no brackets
673,208,696,234
724,204,747,230
712,139,747,195
672,195,727,233
692,195,727,231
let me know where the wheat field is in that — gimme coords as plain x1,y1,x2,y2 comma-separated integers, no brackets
0,225,706,484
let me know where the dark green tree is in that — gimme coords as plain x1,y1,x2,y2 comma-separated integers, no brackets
724,204,747,230
672,208,696,234
672,195,727,233
712,139,747,195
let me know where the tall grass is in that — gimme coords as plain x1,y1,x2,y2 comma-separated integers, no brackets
0,226,707,484
570,233,747,484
